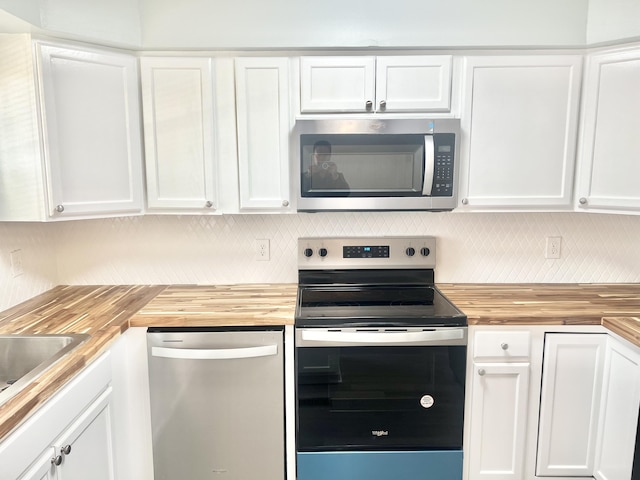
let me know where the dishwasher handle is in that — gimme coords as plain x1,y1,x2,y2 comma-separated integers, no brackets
151,344,278,360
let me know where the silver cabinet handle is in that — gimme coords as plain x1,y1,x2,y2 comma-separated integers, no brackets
461,198,469,205
205,201,213,208
61,444,72,455
501,343,509,350
579,197,587,205
51,455,63,466
152,344,278,360
365,100,373,110
478,368,486,376
55,205,64,213
282,200,289,207
379,100,387,110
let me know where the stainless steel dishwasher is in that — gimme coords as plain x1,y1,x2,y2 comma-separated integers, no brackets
147,326,285,480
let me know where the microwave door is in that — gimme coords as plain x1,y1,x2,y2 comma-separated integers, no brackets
422,136,435,195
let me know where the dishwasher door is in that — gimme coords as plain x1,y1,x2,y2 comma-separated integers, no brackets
147,327,285,480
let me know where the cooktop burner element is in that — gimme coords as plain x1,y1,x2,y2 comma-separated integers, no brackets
296,236,466,328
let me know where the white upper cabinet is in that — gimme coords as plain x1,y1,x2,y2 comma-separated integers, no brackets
0,35,144,221
300,55,452,113
458,55,583,210
235,57,292,212
37,42,144,219
140,57,218,213
575,46,640,214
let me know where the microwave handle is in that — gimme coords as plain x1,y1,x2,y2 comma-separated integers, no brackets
422,136,435,195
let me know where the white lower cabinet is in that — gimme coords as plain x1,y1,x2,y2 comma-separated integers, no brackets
467,330,531,480
593,336,640,480
536,333,607,476
19,388,114,480
0,352,114,480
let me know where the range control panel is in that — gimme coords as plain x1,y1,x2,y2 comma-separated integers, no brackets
299,236,436,270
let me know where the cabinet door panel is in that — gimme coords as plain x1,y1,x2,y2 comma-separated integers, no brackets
536,333,607,476
468,363,530,480
37,44,143,217
56,387,114,480
18,448,57,480
376,56,452,112
300,56,375,113
140,57,218,211
577,48,640,212
460,56,582,209
594,338,640,480
235,57,291,211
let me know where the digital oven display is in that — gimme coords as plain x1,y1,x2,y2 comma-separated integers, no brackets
343,245,390,258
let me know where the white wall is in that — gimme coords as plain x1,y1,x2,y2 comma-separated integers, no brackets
0,222,57,312
52,212,640,286
587,0,640,45
140,0,588,49
0,0,142,47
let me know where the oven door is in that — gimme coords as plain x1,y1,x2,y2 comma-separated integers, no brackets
295,327,467,452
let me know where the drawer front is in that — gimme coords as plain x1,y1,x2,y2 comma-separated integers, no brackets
474,331,531,360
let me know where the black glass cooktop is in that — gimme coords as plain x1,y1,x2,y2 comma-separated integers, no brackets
296,285,466,328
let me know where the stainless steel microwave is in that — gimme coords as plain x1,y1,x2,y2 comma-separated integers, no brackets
294,118,460,212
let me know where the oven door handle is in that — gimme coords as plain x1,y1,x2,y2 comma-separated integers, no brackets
299,328,465,345
151,344,278,360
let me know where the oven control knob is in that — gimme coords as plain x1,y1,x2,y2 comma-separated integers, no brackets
406,247,416,257
319,248,328,257
420,247,431,257
303,248,313,257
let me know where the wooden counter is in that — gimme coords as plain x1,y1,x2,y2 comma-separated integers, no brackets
0,282,639,444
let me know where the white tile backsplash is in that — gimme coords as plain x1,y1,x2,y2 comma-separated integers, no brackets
2,211,639,312
53,212,640,285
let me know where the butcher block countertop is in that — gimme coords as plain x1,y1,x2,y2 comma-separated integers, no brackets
0,282,639,442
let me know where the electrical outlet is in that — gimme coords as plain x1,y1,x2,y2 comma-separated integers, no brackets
255,239,270,261
545,236,562,259
10,249,23,277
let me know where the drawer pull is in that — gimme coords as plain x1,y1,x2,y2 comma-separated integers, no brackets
478,368,486,376
501,343,509,350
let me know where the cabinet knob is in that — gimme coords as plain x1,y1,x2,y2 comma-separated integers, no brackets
579,197,587,205
282,200,290,207
205,201,213,208
478,368,486,376
501,343,509,350
61,444,72,455
365,100,373,111
461,198,469,205
51,455,63,466
379,100,387,110
55,205,65,213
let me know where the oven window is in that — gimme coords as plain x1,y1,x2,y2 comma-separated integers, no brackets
300,134,425,197
296,345,466,451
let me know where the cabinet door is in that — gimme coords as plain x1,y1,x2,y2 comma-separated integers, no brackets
594,337,640,480
576,47,640,213
300,56,376,113
467,363,530,480
37,43,143,218
375,56,452,112
18,448,57,480
140,57,218,212
536,333,607,476
55,388,114,480
235,57,292,211
459,56,582,210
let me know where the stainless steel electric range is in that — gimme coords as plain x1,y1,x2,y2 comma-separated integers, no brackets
294,236,467,480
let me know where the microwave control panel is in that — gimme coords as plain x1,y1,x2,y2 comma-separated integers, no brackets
432,133,455,197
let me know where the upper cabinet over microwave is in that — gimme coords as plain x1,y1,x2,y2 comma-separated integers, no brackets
300,56,453,114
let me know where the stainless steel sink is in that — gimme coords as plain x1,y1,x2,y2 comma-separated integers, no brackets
0,334,90,406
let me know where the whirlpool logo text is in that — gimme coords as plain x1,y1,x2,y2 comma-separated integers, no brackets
371,430,389,437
